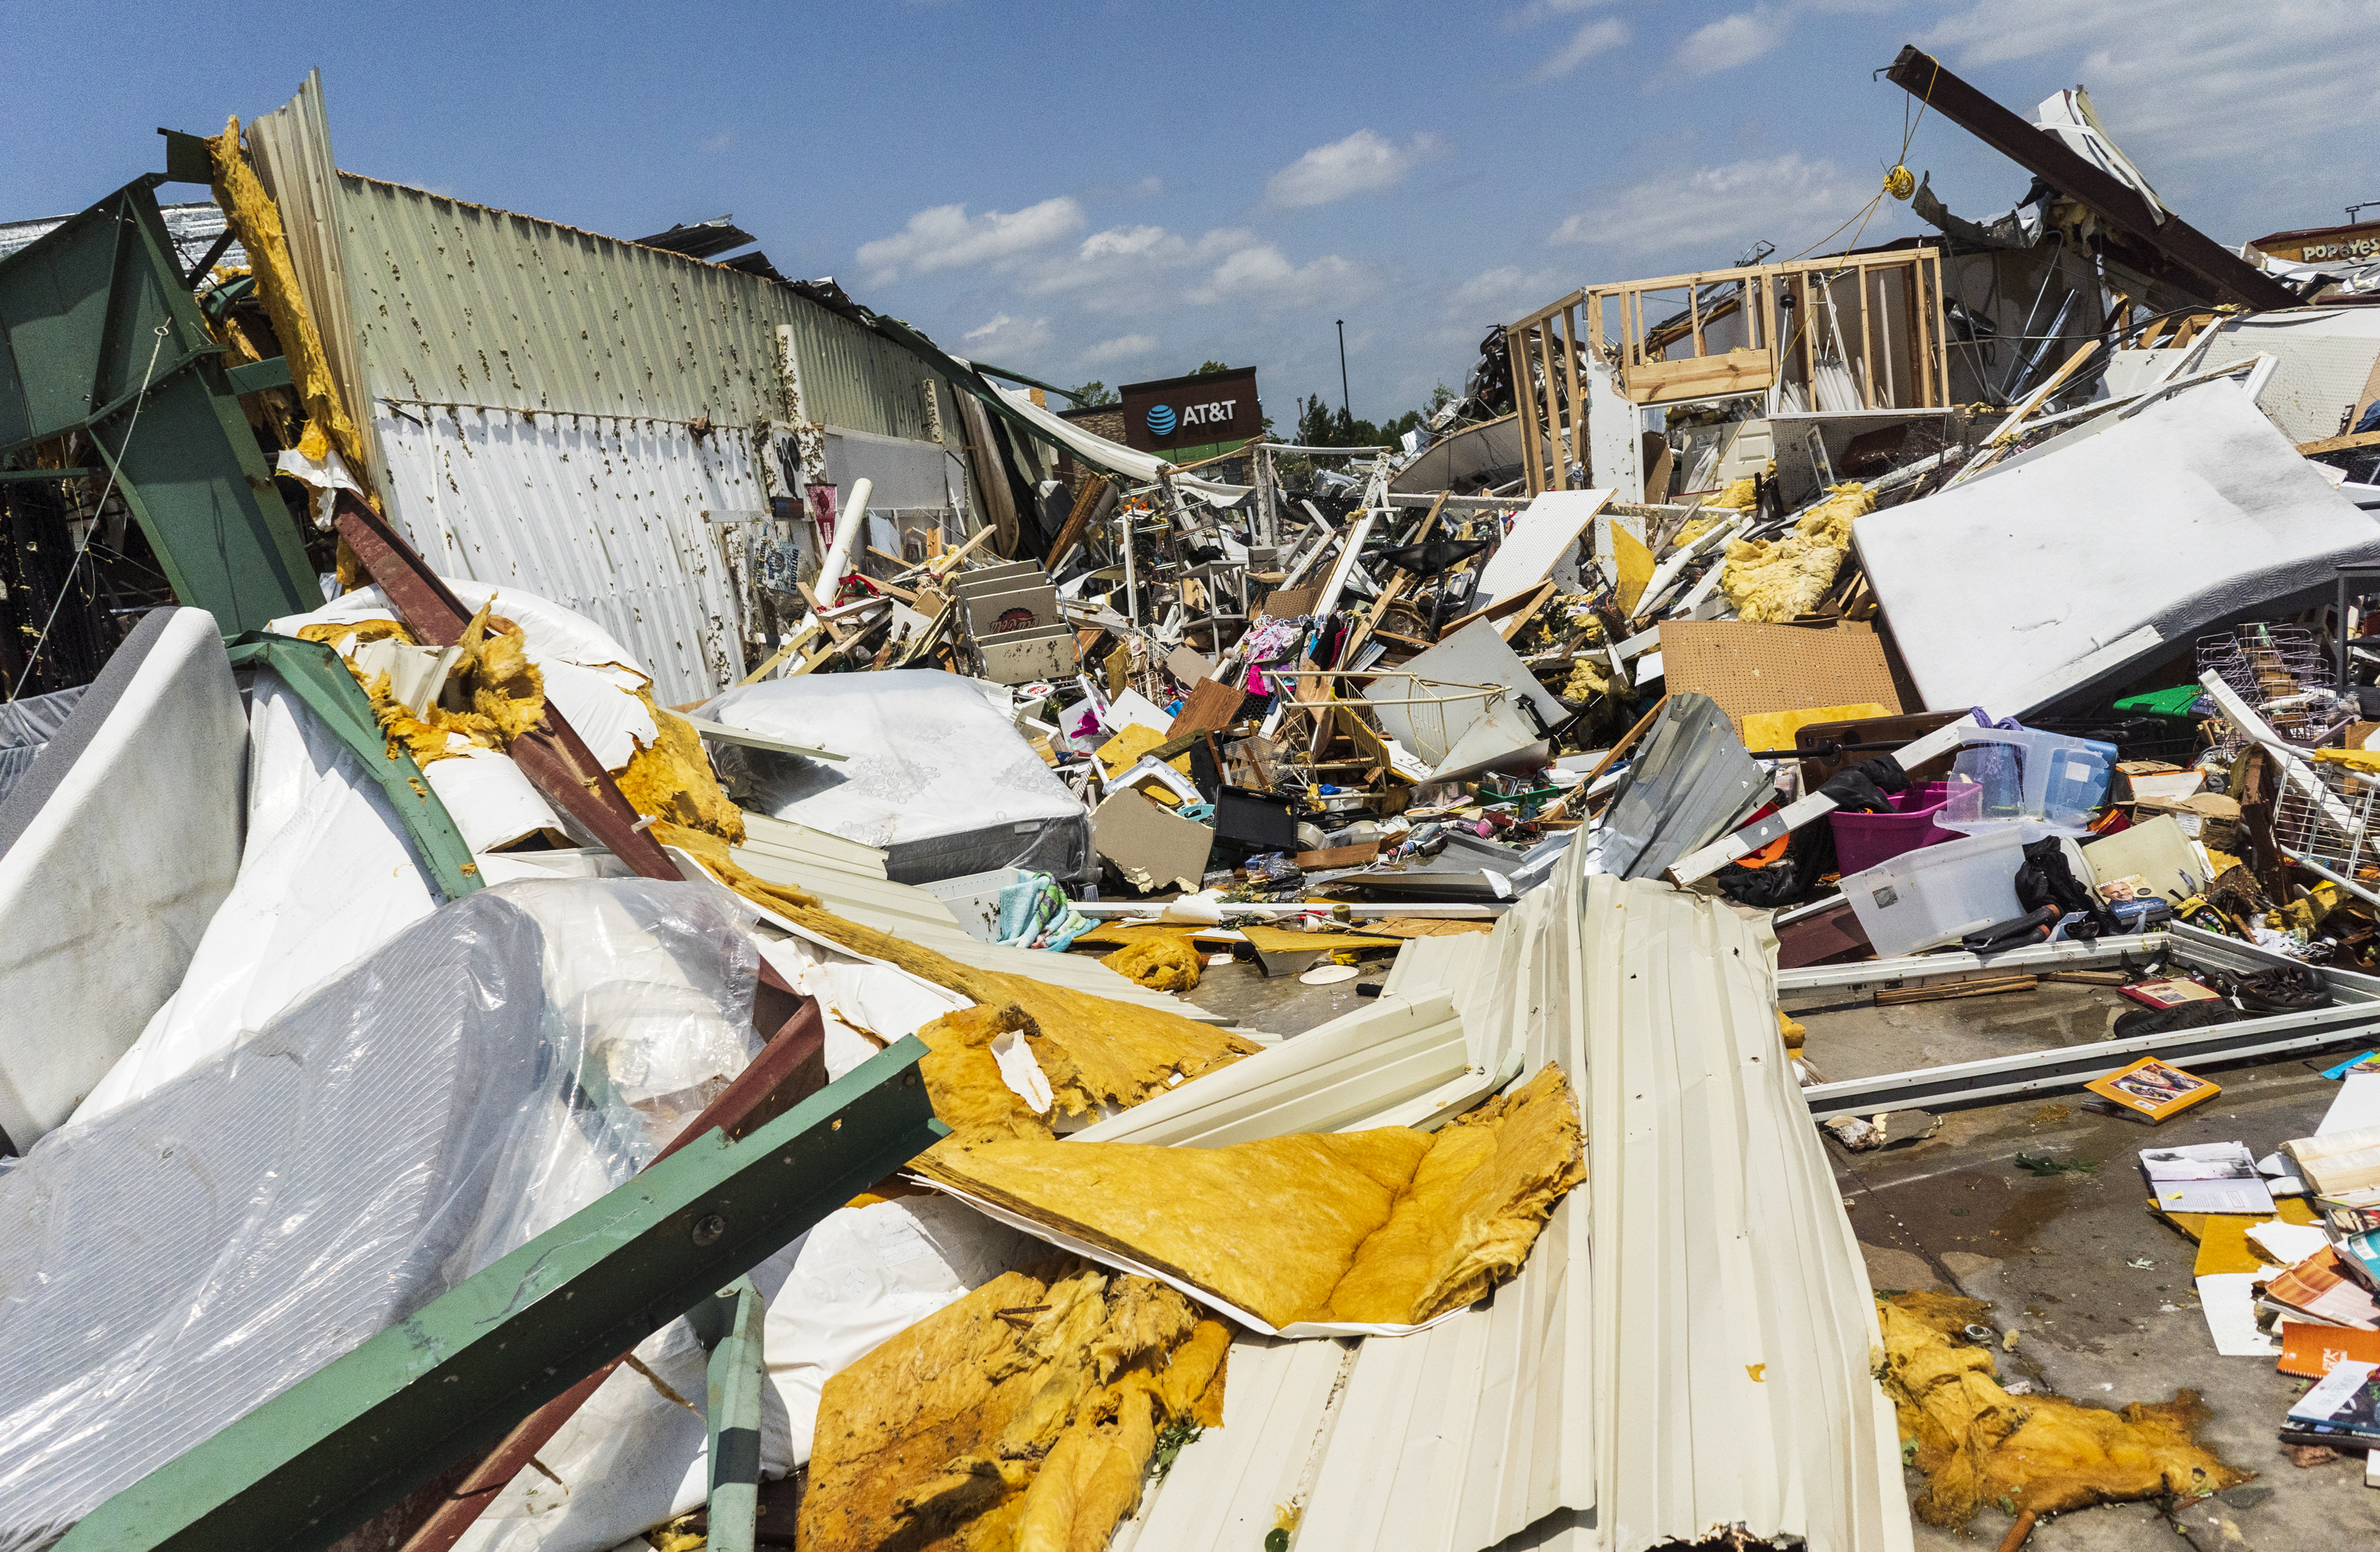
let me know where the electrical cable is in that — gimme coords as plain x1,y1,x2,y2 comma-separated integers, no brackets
9,322,171,701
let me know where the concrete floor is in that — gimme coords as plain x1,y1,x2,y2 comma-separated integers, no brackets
1157,946,1404,1035
1802,982,2380,1549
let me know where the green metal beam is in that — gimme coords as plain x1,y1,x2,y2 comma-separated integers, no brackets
223,632,482,901
223,355,293,394
0,178,319,632
59,1038,946,1552
689,1277,766,1552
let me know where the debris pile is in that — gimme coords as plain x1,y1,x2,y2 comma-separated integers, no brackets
6,39,2380,1552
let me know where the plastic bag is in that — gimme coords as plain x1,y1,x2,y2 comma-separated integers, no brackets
0,878,757,1550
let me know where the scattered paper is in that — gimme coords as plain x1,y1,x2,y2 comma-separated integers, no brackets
2197,1273,2282,1356
2248,1220,2331,1267
2320,1071,2380,1136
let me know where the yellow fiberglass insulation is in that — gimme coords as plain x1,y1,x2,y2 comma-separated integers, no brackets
1876,1293,2248,1526
654,820,1261,1120
616,691,746,845
1099,935,1201,993
1718,481,1873,623
207,120,367,474
295,616,546,768
916,1063,1584,1328
800,1258,1228,1552
919,1004,1058,1144
1710,475,1760,511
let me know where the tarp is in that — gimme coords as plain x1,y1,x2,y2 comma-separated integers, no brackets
992,388,1250,504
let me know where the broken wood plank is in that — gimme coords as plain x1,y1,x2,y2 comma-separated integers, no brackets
1166,677,1246,738
1873,974,2038,1007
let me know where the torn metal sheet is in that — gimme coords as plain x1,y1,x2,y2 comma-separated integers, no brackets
1579,693,1768,880
1362,619,1566,783
1856,381,2380,716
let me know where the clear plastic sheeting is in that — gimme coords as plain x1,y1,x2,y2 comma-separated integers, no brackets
0,683,85,807
0,878,759,1551
704,670,1093,886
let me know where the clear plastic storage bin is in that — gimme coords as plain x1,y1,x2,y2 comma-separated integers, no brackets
1840,826,2028,958
1937,726,2117,836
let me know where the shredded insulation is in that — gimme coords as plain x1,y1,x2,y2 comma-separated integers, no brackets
1877,1292,2248,1526
800,1258,1228,1552
916,1063,1584,1328
919,1005,1058,1144
206,118,367,473
1099,936,1202,993
297,611,547,766
616,690,747,845
1718,481,1873,622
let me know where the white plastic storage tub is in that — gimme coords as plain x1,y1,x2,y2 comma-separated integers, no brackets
1839,826,2028,958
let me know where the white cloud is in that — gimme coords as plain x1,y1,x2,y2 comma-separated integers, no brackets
1265,130,1446,209
1080,333,1158,367
960,313,1054,361
854,196,1084,284
1917,0,2376,232
1674,7,1791,74
1188,244,1362,309
1551,154,1863,258
1448,266,1568,317
1535,17,1631,79
1130,175,1165,197
700,130,734,155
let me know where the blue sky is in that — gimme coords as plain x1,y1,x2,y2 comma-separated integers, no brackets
6,2,2370,425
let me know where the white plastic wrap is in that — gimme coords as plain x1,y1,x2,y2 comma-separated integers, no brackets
0,878,758,1550
702,670,1093,886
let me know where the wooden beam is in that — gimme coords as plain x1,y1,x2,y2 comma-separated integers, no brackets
1883,45,2293,311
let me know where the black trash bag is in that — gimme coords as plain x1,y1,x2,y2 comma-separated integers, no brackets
1716,757,1911,909
2014,838,2121,940
1816,755,1910,816
2112,999,2243,1041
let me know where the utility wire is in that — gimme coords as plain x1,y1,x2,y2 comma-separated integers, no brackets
10,323,170,702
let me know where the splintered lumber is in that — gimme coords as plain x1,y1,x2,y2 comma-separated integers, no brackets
1873,974,2039,1007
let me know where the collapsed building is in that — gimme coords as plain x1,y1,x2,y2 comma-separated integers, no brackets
4,39,2380,1552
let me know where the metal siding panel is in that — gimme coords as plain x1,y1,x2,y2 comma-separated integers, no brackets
722,813,1237,1024
1141,853,1909,1552
374,404,760,704
332,171,975,453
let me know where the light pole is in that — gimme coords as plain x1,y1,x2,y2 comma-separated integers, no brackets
1335,319,1350,418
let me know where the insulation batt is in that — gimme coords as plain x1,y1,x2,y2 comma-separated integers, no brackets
1876,1292,2247,1525
1718,481,1872,622
916,1064,1585,1328
1098,935,1202,993
800,1258,1229,1552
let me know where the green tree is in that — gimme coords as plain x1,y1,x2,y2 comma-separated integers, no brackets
1194,359,1233,376
1064,379,1119,407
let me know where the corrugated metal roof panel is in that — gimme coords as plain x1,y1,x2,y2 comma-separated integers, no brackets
1129,851,1910,1552
373,403,762,704
332,171,969,445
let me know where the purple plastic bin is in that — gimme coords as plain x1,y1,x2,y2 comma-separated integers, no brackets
1828,782,1955,875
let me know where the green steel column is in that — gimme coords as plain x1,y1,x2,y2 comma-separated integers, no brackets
688,1277,766,1552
